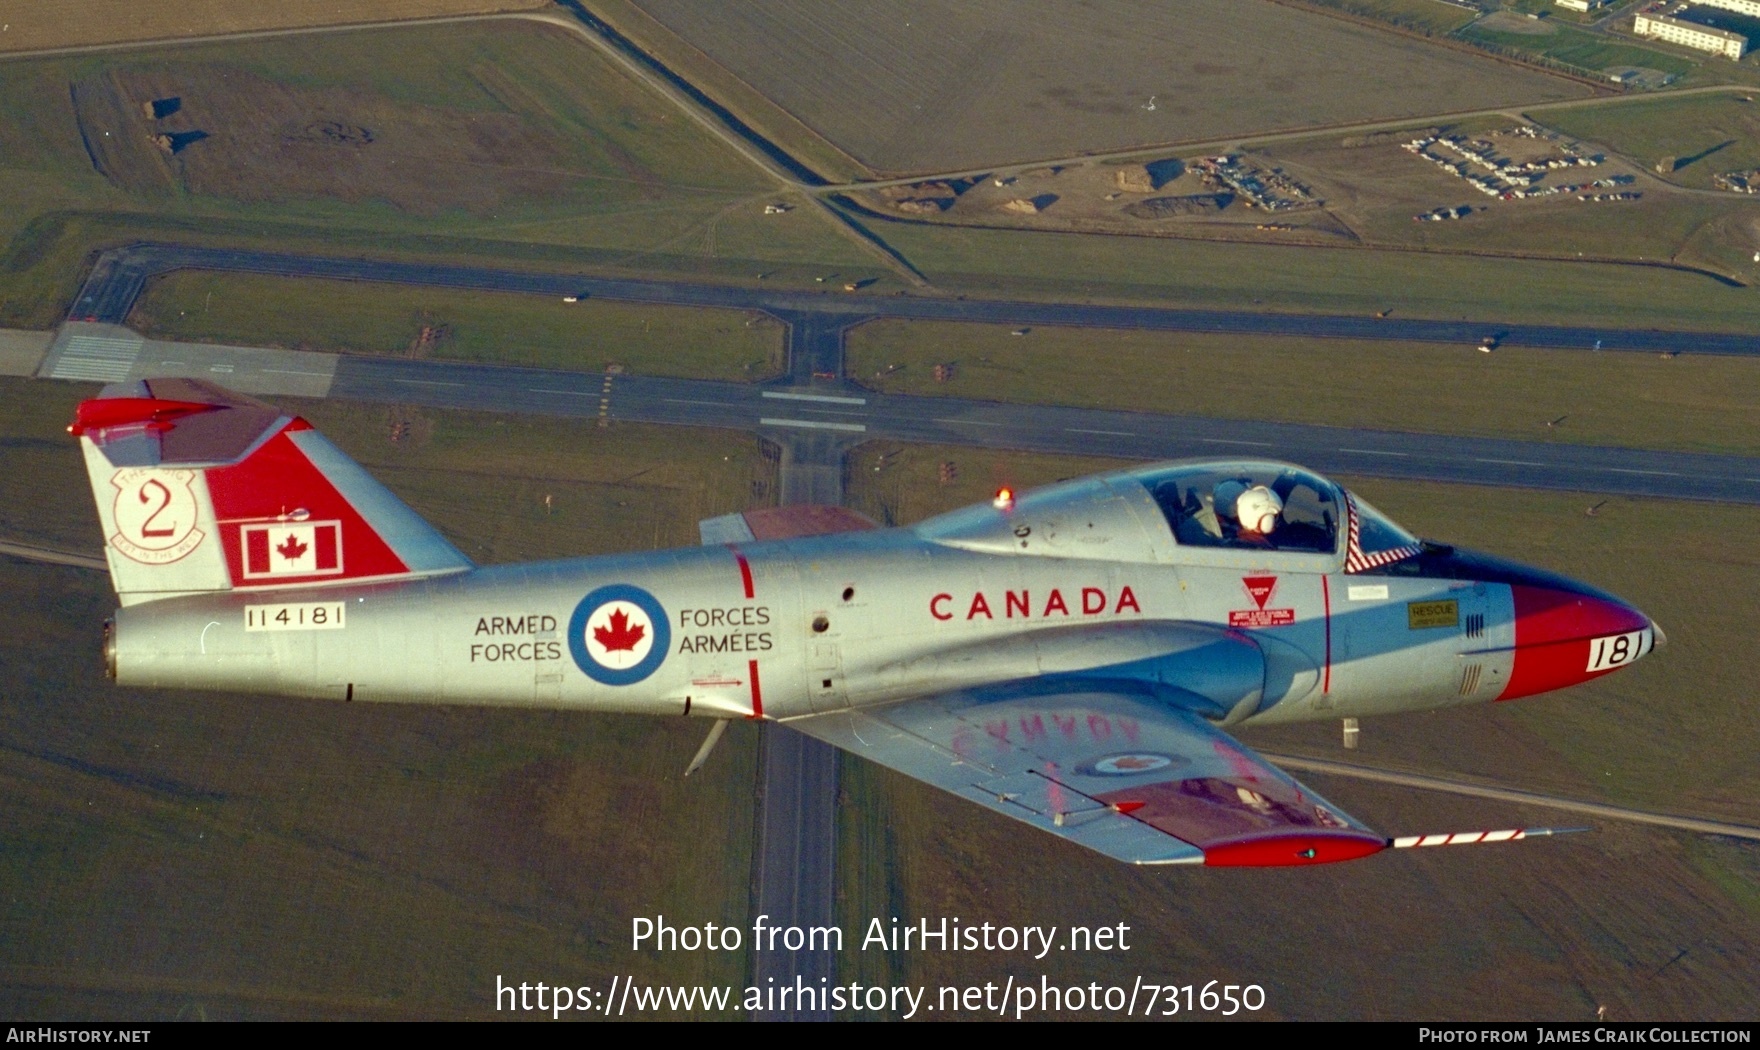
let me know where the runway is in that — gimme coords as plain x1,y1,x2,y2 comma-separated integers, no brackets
305,354,1760,504
71,243,1760,357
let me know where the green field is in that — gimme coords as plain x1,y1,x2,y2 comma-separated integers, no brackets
0,19,881,330
1542,92,1760,190
1351,179,1753,269
846,319,1760,456
130,272,786,381
1460,21,1694,78
856,210,1760,331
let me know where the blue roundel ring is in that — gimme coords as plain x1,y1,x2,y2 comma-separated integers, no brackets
568,584,670,686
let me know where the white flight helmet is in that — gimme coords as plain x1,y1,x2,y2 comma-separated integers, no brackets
1236,485,1283,534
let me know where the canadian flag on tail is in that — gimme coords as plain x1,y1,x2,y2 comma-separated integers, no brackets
71,378,472,604
241,521,344,579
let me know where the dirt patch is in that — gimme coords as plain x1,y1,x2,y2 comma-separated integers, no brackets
1123,192,1231,219
72,64,568,215
856,153,1354,246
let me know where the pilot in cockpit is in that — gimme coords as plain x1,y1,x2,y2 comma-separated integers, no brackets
1155,465,1336,553
1214,479,1283,544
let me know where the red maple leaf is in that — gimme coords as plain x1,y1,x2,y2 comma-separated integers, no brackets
276,533,308,561
593,607,645,652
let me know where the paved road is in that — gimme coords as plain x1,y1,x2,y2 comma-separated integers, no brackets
748,345,858,1021
73,243,1760,356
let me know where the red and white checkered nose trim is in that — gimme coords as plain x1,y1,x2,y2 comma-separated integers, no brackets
1343,493,1423,574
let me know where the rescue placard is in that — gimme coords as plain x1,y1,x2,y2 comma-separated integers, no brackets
1407,599,1459,630
246,602,346,631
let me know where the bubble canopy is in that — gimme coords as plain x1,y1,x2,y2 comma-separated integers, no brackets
1136,462,1420,564
918,459,1423,571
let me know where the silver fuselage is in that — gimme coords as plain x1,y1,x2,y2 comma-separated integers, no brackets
109,520,1512,727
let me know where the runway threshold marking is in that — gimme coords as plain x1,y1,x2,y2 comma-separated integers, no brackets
759,417,867,432
762,391,868,405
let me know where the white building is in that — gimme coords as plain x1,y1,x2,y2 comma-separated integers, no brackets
1697,0,1760,16
1634,9,1748,58
1555,0,1608,11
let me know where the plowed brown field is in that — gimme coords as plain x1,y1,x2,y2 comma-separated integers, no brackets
0,0,545,53
628,0,1591,174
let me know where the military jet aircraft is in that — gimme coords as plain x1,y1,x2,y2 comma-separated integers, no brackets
73,379,1660,867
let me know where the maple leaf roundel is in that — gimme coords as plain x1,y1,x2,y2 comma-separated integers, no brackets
567,584,671,686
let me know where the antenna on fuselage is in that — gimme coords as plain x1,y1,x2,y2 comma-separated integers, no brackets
684,719,731,777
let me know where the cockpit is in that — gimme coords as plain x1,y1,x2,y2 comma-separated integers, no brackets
1144,464,1341,554
1138,462,1424,571
916,458,1424,572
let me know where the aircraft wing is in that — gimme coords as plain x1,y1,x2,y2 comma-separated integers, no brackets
784,686,1388,866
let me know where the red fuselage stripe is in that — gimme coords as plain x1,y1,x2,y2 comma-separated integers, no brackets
733,549,755,599
748,659,764,719
1321,575,1332,695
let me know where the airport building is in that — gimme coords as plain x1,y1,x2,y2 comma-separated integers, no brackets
1555,0,1608,11
1634,6,1748,58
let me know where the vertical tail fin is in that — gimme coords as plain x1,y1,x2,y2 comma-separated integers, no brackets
72,378,472,606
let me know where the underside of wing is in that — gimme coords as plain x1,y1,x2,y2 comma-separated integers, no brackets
785,685,1388,867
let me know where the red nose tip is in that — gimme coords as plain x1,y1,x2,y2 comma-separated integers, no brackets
1499,585,1654,702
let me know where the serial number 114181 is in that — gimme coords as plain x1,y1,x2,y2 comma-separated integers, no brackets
245,602,347,632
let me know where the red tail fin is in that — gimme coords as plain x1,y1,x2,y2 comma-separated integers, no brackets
76,379,472,604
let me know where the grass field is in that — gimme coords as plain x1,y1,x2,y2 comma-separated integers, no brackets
0,0,547,53
859,211,1760,331
846,320,1760,456
0,378,772,1018
129,272,786,381
0,19,880,330
629,0,1585,174
841,444,1760,1019
1460,21,1695,78
1541,93,1760,190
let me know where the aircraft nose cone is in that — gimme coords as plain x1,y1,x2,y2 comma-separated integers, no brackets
1498,584,1657,702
